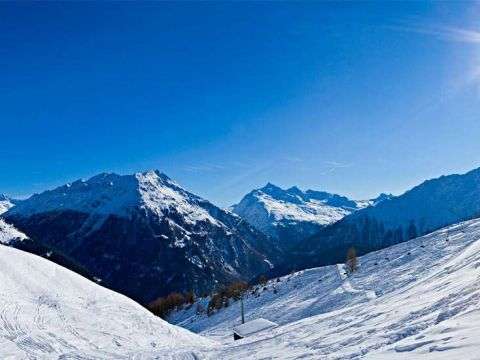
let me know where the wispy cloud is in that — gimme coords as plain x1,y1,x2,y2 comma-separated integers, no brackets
319,161,352,175
183,163,225,173
388,20,480,100
389,23,480,43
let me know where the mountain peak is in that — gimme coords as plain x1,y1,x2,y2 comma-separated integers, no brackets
137,169,174,185
6,170,217,228
5,170,276,303
286,186,303,196
232,184,361,244
374,193,394,203
260,182,283,193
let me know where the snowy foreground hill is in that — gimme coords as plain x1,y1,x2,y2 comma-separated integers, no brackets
170,218,480,359
0,243,213,359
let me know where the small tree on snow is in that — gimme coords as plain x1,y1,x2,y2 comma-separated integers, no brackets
346,247,358,274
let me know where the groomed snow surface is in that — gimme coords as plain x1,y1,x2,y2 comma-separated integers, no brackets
170,218,480,359
0,244,213,359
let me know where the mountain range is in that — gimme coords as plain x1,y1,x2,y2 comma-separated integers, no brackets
296,166,480,270
3,166,480,304
3,183,480,358
4,170,278,303
231,183,391,250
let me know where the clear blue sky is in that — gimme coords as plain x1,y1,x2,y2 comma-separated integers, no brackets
2,1,480,206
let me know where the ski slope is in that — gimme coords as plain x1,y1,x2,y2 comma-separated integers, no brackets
170,218,480,359
0,244,213,359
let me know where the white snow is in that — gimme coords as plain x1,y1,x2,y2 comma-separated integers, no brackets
6,173,140,218
0,219,27,244
5,170,480,358
258,194,351,226
0,244,213,359
7,170,225,230
0,198,14,215
137,170,223,227
233,318,278,338
231,185,380,240
169,218,480,359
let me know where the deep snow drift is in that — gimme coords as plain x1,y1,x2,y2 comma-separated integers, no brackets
171,218,480,359
0,244,213,359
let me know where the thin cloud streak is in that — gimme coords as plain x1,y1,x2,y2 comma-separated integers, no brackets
319,161,352,176
387,20,480,104
183,163,225,173
388,23,480,43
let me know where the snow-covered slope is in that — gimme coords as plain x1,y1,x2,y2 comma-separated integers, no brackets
231,183,389,248
170,218,480,359
5,170,277,303
0,244,213,359
0,219,27,244
0,194,15,215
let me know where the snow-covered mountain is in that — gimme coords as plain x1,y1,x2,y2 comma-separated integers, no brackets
231,183,390,248
4,170,278,303
0,243,212,359
0,194,15,214
298,167,480,269
169,218,480,359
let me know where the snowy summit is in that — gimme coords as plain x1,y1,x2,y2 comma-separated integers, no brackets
232,183,389,247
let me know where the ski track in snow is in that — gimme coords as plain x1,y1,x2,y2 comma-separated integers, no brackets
0,244,214,359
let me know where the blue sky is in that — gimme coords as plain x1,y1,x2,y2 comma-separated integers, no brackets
2,2,480,206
